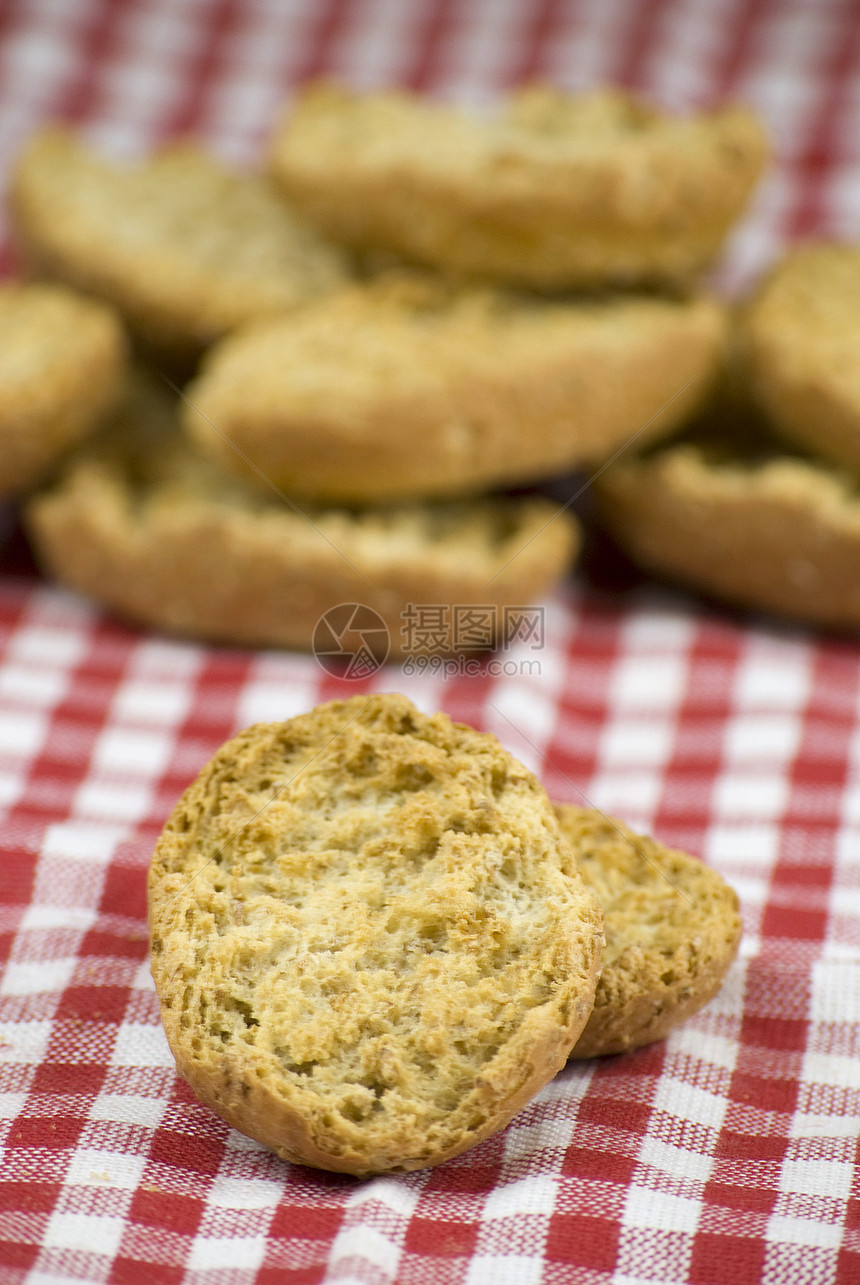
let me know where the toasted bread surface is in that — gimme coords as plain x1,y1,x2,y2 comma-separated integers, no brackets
556,805,742,1058
26,372,579,654
148,694,604,1174
745,243,860,472
0,281,125,495
594,418,860,628
10,128,349,363
269,84,767,289
184,272,726,502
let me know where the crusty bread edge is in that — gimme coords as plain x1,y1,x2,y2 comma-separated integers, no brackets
593,443,860,629
25,460,579,655
556,803,742,1059
269,86,768,289
148,712,604,1174
185,288,727,502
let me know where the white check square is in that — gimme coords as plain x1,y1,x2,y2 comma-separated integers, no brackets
0,709,47,757
483,1175,557,1218
110,1023,174,1069
0,957,77,997
623,1184,700,1233
8,623,88,669
112,680,191,726
74,779,152,823
92,726,173,777
466,1254,543,1285
780,1156,853,1201
189,1233,267,1271
44,1211,125,1258
66,1147,147,1190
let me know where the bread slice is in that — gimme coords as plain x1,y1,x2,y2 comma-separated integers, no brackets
184,271,726,503
148,694,604,1174
557,804,742,1058
269,83,767,290
745,242,860,472
10,128,349,365
0,281,125,496
592,399,860,629
25,371,578,654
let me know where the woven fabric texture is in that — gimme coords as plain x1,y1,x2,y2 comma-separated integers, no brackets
1,2,859,1282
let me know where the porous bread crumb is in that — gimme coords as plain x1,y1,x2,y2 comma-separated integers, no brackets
557,805,742,1058
269,82,767,289
148,694,604,1174
0,281,125,496
10,128,349,363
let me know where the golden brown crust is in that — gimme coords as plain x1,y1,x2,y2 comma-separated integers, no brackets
593,425,860,628
269,83,767,290
25,373,579,655
0,281,126,496
9,128,349,365
184,272,726,503
556,804,741,1058
745,243,860,472
148,694,604,1174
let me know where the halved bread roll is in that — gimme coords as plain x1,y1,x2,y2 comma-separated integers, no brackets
270,83,767,290
10,128,349,364
0,282,125,497
745,243,860,473
558,804,742,1058
184,272,726,503
148,694,604,1174
26,372,578,654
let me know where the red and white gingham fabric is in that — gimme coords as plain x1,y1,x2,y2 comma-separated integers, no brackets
1,2,860,1281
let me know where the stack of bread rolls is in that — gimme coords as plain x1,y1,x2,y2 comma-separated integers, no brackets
596,244,860,630
2,83,770,652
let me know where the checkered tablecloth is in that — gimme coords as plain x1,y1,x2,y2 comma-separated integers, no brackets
1,1,859,1282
